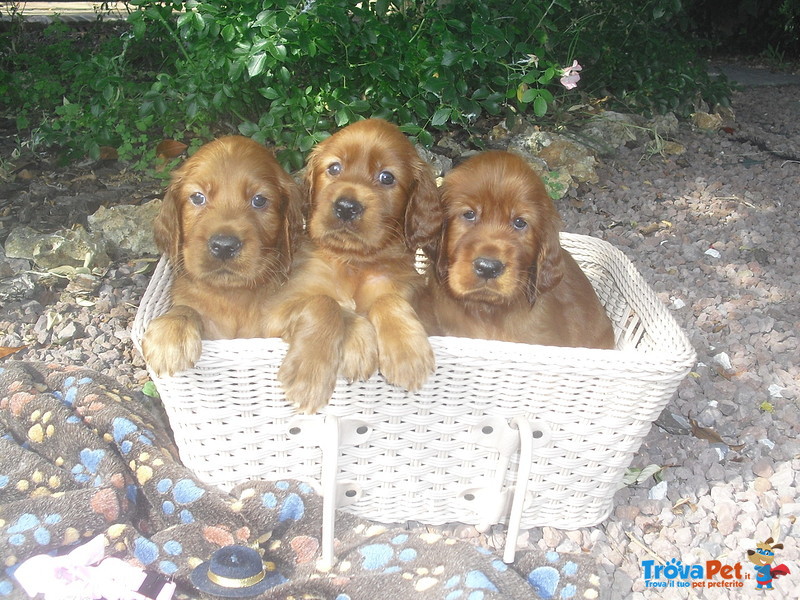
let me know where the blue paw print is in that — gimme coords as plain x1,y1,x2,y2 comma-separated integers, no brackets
358,534,420,574
0,577,15,597
444,570,499,600
70,448,106,486
132,536,183,575
527,552,580,599
155,478,205,523
133,537,184,575
112,417,155,454
6,512,62,547
260,481,313,522
52,376,94,407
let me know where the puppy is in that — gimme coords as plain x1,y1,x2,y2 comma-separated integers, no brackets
266,119,439,413
418,150,615,349
142,136,303,376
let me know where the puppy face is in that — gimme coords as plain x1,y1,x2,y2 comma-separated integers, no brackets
155,136,302,288
437,151,563,305
304,119,439,257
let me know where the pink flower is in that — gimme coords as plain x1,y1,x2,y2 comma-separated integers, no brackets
560,60,582,90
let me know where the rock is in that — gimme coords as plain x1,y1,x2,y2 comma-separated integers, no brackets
535,168,574,200
54,321,81,343
647,113,680,137
87,199,161,258
648,480,668,500
4,225,110,269
579,111,643,155
751,458,774,479
508,130,599,184
692,111,723,131
661,141,686,155
542,526,564,548
535,138,599,184
770,462,796,495
753,477,772,493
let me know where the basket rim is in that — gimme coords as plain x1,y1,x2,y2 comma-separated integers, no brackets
131,231,697,372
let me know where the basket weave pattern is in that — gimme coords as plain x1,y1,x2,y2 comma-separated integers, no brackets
132,233,695,534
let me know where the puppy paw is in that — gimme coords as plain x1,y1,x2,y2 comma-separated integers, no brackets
339,315,379,383
278,346,338,414
141,310,203,377
378,326,435,393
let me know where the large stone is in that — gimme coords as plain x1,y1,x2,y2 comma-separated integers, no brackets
87,198,161,258
535,137,599,184
580,111,643,154
4,225,110,270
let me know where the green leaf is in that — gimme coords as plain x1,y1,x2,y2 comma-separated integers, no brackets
520,88,537,104
221,23,236,42
259,87,281,100
431,107,451,127
335,107,351,126
441,50,459,67
142,380,160,399
533,95,548,117
247,52,268,77
267,43,287,61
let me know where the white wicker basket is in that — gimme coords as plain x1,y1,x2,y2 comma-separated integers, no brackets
132,233,695,563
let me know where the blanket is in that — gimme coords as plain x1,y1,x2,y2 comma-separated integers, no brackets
0,361,606,599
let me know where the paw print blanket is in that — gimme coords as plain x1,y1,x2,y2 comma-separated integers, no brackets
0,361,604,599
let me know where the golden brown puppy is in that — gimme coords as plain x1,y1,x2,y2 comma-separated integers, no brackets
418,150,615,349
266,118,439,413
142,136,303,376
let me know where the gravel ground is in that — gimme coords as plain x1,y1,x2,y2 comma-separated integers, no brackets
1,77,799,598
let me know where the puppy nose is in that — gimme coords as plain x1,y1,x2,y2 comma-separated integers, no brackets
473,257,505,280
208,234,243,260
332,197,364,222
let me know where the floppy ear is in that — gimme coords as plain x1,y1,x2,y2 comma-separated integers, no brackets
525,216,564,304
301,145,323,222
278,172,305,271
404,157,442,252
432,217,449,283
154,178,183,264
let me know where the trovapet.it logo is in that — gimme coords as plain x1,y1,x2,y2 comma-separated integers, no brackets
642,558,747,590
641,537,792,591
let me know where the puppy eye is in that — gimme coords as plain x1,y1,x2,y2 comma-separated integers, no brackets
327,162,342,176
378,171,395,185
251,194,269,209
189,192,206,206
512,217,528,230
462,210,477,222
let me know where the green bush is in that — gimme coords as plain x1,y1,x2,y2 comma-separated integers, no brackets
563,0,732,115
0,0,731,168
127,0,574,168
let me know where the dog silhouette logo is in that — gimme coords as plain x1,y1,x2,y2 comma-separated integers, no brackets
747,537,791,590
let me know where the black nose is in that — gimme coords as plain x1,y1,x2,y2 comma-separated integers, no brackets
208,234,243,260
332,197,364,222
473,257,505,280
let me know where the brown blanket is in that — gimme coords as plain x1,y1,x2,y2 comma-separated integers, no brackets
0,361,605,599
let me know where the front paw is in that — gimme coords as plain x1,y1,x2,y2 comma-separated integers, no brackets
142,313,203,377
278,346,338,414
378,326,435,393
339,315,379,383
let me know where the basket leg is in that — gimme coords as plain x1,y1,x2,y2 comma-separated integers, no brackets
318,415,340,569
503,417,533,564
